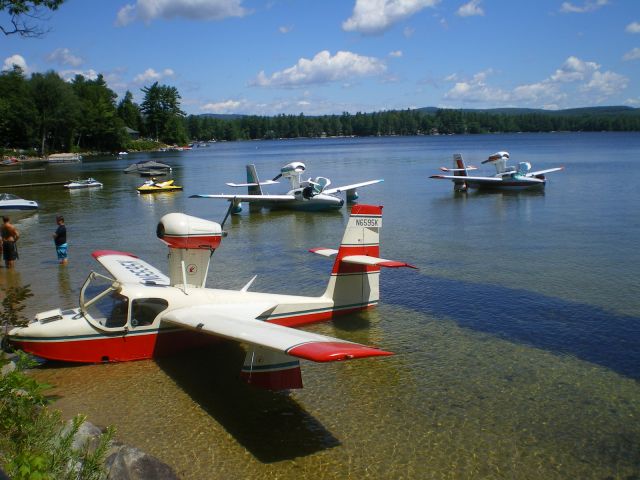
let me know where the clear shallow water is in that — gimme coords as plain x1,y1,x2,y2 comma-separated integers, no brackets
3,132,639,478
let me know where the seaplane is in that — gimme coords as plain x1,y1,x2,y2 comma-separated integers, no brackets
5,204,416,390
190,162,383,214
430,152,563,191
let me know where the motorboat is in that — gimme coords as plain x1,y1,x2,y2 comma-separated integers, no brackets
0,193,38,210
137,179,183,194
124,160,172,175
64,178,103,189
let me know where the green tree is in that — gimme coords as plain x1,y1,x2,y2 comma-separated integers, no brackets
117,90,143,132
72,74,126,151
140,82,187,144
0,66,36,149
29,70,80,154
0,0,65,37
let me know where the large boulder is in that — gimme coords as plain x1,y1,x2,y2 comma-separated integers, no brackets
105,443,179,480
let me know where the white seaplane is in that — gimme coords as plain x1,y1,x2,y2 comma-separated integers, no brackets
191,162,383,213
430,152,563,191
6,204,415,390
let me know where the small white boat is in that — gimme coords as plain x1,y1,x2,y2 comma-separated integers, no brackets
0,193,38,210
64,178,103,189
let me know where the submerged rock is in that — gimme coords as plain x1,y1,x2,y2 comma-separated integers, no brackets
105,443,180,480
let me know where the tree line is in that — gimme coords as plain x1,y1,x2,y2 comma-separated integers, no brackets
0,67,187,154
1,66,639,155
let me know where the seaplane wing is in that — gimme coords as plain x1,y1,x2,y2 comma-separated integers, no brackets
190,194,296,202
226,180,279,187
162,304,392,362
91,250,170,285
323,179,384,195
528,167,564,176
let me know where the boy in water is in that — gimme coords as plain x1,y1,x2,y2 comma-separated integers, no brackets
53,215,68,265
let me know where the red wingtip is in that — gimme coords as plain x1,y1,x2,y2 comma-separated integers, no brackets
378,261,418,269
288,342,393,363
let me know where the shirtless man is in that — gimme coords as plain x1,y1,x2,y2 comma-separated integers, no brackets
1,216,19,268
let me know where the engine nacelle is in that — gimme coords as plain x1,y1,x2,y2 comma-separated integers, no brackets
156,213,222,288
157,213,222,250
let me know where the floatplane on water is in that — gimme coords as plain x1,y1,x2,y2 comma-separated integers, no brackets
191,162,383,214
6,204,415,390
430,151,563,191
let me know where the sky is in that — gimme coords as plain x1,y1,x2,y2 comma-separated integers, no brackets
1,0,639,115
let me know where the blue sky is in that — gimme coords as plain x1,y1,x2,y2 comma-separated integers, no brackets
1,0,639,115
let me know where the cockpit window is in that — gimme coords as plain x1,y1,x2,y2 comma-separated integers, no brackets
131,298,168,327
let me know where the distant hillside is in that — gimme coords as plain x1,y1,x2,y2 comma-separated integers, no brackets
416,106,640,116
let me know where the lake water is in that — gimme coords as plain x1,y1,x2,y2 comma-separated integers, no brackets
2,132,639,479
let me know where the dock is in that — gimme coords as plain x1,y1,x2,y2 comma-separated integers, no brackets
0,180,69,188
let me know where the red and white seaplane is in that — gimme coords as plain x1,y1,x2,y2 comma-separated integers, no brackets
6,205,415,390
430,152,563,191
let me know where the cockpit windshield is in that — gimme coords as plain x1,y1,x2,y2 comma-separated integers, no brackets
80,272,129,330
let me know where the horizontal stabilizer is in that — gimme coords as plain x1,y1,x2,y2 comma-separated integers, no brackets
91,250,170,285
162,304,392,362
341,255,417,269
529,166,564,176
309,248,339,257
323,179,383,195
439,166,478,172
226,180,279,187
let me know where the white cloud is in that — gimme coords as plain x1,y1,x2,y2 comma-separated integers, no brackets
389,50,403,57
133,68,175,84
278,25,292,34
623,48,640,61
581,70,628,96
560,0,608,13
46,48,83,67
403,26,415,37
116,0,250,27
342,0,439,35
252,50,386,88
456,0,484,17
60,69,99,82
626,22,640,34
200,99,246,113
550,56,599,82
2,54,28,72
443,55,627,107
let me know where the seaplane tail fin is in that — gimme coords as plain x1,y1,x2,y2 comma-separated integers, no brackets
320,205,415,312
452,153,469,192
246,164,263,195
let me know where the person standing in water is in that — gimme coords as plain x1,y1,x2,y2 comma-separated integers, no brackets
53,215,68,265
1,216,19,268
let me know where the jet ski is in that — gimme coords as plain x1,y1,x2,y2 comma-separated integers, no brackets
137,179,183,194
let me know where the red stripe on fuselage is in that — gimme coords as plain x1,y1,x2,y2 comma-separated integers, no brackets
92,250,138,259
350,204,382,215
11,304,375,363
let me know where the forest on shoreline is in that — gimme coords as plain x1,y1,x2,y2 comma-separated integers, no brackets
2,67,639,156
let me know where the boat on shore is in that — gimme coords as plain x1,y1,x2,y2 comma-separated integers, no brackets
47,153,82,164
0,193,38,210
64,178,103,189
